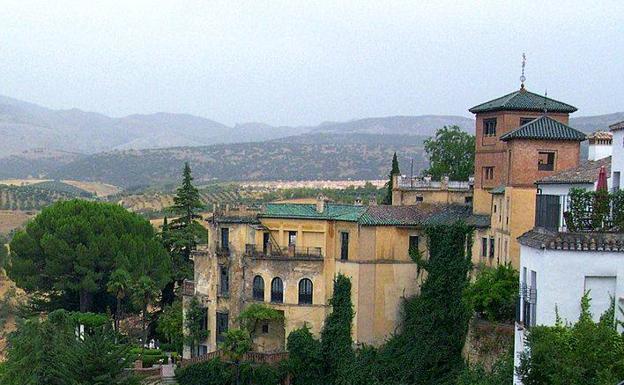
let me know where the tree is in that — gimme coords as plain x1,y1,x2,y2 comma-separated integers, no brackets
132,275,159,356
107,268,131,332
285,326,323,385
0,310,137,385
8,200,171,313
221,329,252,385
157,299,184,353
165,163,205,305
238,303,284,338
382,152,401,205
321,274,355,385
465,264,519,323
423,126,475,181
518,294,624,385
185,297,208,357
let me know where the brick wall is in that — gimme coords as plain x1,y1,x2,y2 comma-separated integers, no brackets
507,139,580,187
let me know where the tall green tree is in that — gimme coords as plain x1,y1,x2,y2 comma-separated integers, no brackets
157,299,184,353
321,274,355,385
423,125,475,181
8,200,170,313
107,268,131,333
285,326,323,385
185,296,208,357
132,275,159,355
165,163,205,305
382,152,401,205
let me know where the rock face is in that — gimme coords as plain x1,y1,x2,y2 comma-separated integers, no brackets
0,273,27,361
463,317,514,370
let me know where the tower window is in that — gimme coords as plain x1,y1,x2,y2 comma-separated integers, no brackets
483,167,494,180
484,119,497,137
520,117,535,126
340,232,349,261
538,152,555,171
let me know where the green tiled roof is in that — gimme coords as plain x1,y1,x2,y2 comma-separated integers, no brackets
260,203,366,222
357,204,486,227
469,88,577,114
489,185,506,195
500,116,586,142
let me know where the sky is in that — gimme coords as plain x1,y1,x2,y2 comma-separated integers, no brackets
1,0,623,126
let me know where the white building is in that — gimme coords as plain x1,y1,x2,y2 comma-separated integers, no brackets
513,229,624,384
610,121,624,191
587,131,613,162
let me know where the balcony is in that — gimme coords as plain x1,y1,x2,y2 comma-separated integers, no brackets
516,283,537,328
244,243,323,261
182,279,195,296
535,193,622,232
215,243,231,257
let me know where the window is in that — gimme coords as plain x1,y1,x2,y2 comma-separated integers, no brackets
216,312,228,343
252,275,264,301
613,172,620,192
200,308,208,333
416,196,424,202
538,152,555,171
298,278,313,305
484,118,497,137
219,265,229,296
489,237,495,258
220,228,229,250
520,117,534,126
288,231,297,246
493,204,497,213
481,237,488,258
409,235,419,254
262,323,269,334
263,232,270,254
271,277,284,303
340,232,349,261
465,196,473,204
483,167,494,180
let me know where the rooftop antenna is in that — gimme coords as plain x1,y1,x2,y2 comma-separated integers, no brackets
520,53,527,90
543,89,548,115
410,158,414,188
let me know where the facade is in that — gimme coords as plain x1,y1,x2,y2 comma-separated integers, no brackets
587,131,613,161
469,85,586,267
183,198,487,357
391,175,473,205
610,121,624,191
513,229,624,384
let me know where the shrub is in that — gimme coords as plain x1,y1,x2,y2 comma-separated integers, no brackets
284,326,323,385
457,350,513,385
176,358,231,385
465,264,519,323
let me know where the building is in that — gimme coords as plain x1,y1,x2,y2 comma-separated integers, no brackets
469,84,586,267
587,131,613,161
610,121,624,191
391,175,473,205
183,197,488,357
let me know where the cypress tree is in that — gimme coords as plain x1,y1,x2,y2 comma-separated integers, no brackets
382,152,400,205
321,274,355,385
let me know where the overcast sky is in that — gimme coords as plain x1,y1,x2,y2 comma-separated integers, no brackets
2,1,623,126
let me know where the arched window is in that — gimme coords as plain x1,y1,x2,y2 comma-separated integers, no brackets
298,278,313,305
271,277,284,303
252,275,264,301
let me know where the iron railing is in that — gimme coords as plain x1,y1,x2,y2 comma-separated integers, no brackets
244,243,323,259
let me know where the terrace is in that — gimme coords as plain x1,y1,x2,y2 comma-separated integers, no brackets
244,243,323,260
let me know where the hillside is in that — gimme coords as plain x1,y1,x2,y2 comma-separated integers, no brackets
313,115,474,136
52,140,428,188
569,112,624,133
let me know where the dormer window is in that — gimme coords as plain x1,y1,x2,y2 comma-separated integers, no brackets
484,119,497,137
520,117,535,126
538,152,555,171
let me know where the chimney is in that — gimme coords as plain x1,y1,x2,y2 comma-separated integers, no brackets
354,196,363,206
441,176,449,189
369,194,377,206
587,131,612,161
316,194,327,213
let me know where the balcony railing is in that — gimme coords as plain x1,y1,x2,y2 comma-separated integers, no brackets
215,242,231,257
397,175,472,190
536,192,623,232
182,279,195,296
244,243,323,260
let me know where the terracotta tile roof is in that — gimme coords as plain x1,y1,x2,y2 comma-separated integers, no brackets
610,121,624,132
469,88,577,114
537,156,611,184
587,131,613,142
500,116,586,142
519,227,624,252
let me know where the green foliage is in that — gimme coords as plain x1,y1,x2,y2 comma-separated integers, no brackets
238,303,284,335
382,152,401,205
284,326,323,385
157,299,184,353
175,358,282,385
321,274,355,385
0,309,137,385
423,126,475,181
566,188,622,232
611,189,624,230
220,329,252,362
8,199,170,313
465,264,519,323
381,223,474,385
457,350,514,385
185,297,208,357
518,294,624,385
0,242,8,272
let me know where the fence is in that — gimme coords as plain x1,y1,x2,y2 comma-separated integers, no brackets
180,350,289,368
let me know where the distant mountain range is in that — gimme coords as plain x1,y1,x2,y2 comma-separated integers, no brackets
0,95,622,187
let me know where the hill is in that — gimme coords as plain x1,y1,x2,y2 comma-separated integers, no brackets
312,115,474,136
569,112,624,133
52,140,428,188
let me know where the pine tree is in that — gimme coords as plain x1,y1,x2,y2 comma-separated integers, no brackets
382,152,400,205
165,162,205,304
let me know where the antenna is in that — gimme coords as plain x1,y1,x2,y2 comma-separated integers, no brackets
520,53,527,89
543,89,548,115
410,158,414,188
